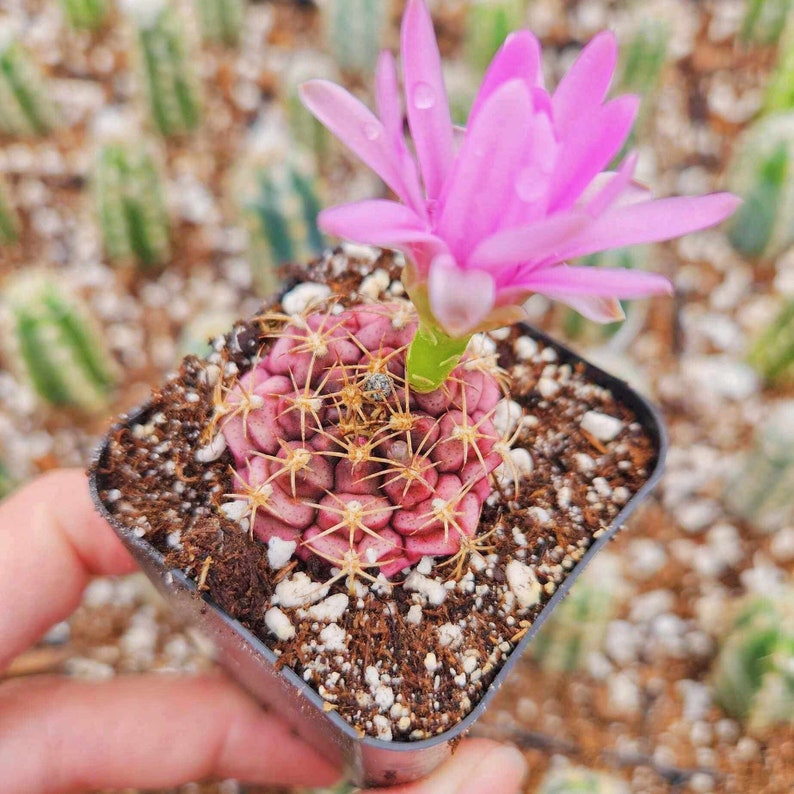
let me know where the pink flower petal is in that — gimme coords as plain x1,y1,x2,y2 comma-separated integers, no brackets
401,0,455,200
551,193,742,262
437,79,533,261
428,254,495,336
549,95,639,213
586,151,638,217
469,31,543,123
552,30,618,139
517,264,673,298
300,80,410,206
545,292,626,323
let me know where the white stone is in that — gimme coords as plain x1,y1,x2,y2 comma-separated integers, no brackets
267,537,297,569
629,589,676,623
405,604,423,625
404,571,448,605
580,411,623,442
319,623,347,652
265,608,295,641
274,572,328,608
307,593,349,623
373,714,393,741
505,560,542,609
514,336,538,360
374,685,395,711
195,433,227,462
416,556,434,575
437,623,463,648
424,652,439,673
537,377,560,399
492,399,523,437
359,269,390,300
281,282,331,315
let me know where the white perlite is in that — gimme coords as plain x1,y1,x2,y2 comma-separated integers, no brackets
580,411,623,442
373,714,393,742
195,433,227,462
281,282,332,315
274,572,329,608
267,537,297,570
437,623,463,648
265,607,295,641
305,593,349,623
404,571,448,605
319,623,346,652
505,560,542,609
405,604,423,625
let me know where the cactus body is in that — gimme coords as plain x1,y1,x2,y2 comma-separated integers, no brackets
0,40,60,137
0,461,14,499
711,590,794,736
60,0,110,30
726,114,794,260
0,272,117,411
748,299,794,384
465,0,526,76
531,553,622,673
243,154,325,297
0,175,19,244
741,0,794,45
129,3,202,137
724,401,794,533
94,141,171,269
195,0,245,47
538,766,629,794
217,299,507,581
321,0,389,76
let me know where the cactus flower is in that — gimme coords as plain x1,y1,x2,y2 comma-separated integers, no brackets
300,0,740,391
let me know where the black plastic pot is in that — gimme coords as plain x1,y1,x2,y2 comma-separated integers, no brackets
89,323,667,788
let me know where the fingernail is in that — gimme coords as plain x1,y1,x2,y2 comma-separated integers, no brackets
491,745,528,788
458,744,528,794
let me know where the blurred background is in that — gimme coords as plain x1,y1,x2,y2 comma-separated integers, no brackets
1,0,794,792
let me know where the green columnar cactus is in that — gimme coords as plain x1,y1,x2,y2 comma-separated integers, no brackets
0,272,117,411
538,766,629,794
726,114,794,260
464,0,527,76
765,17,794,112
724,401,794,533
321,0,389,76
127,2,202,137
242,154,326,298
741,0,794,45
0,175,20,244
195,0,245,47
0,39,60,137
60,0,111,30
711,590,794,736
93,140,171,269
531,554,622,673
748,299,794,384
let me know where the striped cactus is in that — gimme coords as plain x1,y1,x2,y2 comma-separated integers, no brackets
195,0,245,47
320,0,389,76
538,766,629,794
0,38,60,137
724,401,794,533
94,140,171,269
126,1,202,137
0,175,20,244
464,0,527,76
726,114,794,260
748,299,794,384
711,590,794,736
531,554,622,673
741,0,793,45
60,0,111,30
0,272,117,411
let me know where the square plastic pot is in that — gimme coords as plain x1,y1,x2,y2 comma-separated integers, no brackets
89,323,667,788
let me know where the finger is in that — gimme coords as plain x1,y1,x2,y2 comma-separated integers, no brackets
0,672,340,793
0,469,137,668
362,739,528,794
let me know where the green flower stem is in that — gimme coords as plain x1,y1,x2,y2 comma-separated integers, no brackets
406,320,471,393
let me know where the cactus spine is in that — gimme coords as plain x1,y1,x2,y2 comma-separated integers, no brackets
465,0,527,76
94,140,171,269
0,272,117,411
195,0,245,47
321,0,389,76
128,2,202,137
60,0,111,30
0,175,20,244
711,590,794,736
0,39,60,137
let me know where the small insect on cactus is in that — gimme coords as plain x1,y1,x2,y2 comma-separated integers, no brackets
320,0,390,77
194,0,245,47
124,0,202,137
723,401,794,533
60,0,111,31
464,0,527,77
0,175,20,244
538,765,629,794
711,589,794,737
726,114,794,260
93,139,171,269
0,271,118,411
0,36,60,137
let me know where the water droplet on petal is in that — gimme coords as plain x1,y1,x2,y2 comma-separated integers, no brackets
412,82,436,110
515,167,544,203
362,122,381,141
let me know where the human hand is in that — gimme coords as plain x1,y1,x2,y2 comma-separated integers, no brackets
0,469,527,793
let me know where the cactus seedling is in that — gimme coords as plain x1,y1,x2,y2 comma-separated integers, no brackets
93,140,171,269
464,0,527,77
0,271,117,411
0,38,60,137
125,1,202,137
195,0,245,47
60,0,111,30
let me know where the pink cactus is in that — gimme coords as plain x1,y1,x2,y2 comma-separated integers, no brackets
219,303,504,581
